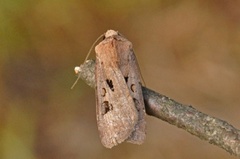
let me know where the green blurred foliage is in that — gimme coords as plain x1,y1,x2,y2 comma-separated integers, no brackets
0,0,240,159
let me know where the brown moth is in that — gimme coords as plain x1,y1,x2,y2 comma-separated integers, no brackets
95,30,146,148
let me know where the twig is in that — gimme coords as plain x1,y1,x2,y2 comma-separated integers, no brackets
75,60,240,157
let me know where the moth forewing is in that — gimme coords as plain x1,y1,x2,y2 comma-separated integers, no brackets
95,40,138,148
111,36,146,144
124,50,146,144
95,30,146,148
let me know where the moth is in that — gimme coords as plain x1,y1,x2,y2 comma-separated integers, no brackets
94,30,146,148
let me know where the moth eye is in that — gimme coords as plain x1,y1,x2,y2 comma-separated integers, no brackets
101,88,106,97
130,84,136,92
102,101,113,115
106,79,114,91
124,76,129,83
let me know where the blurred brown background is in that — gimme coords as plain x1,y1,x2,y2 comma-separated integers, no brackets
0,0,240,159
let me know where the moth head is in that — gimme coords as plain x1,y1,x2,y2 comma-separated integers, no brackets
105,30,119,38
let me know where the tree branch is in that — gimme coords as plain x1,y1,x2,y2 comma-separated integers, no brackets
75,60,240,157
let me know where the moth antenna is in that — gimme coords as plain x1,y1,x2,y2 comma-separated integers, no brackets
71,75,81,89
84,33,105,63
71,33,104,89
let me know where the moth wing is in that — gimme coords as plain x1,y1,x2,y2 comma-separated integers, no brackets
122,49,146,144
95,57,138,148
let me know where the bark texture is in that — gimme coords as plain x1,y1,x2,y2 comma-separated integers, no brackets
74,60,240,157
